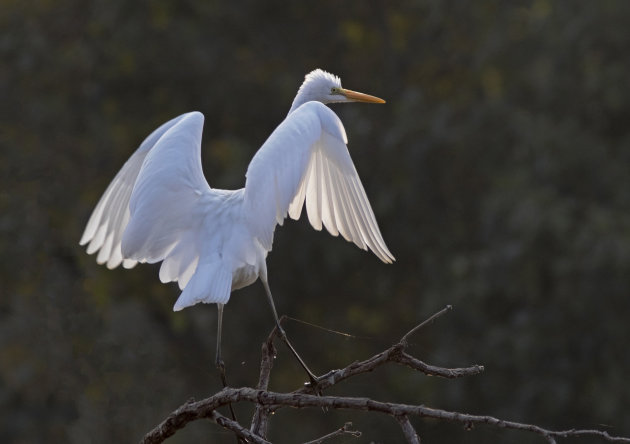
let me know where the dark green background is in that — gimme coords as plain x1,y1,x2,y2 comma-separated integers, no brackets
3,0,630,442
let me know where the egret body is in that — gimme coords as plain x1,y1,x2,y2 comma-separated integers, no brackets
80,69,394,381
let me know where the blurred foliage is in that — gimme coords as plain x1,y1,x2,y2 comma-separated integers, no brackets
2,0,630,442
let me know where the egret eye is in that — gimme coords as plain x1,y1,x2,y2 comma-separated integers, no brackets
331,87,340,94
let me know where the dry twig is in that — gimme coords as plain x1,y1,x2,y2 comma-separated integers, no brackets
301,422,361,444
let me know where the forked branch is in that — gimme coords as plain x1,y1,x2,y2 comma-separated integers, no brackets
141,306,630,444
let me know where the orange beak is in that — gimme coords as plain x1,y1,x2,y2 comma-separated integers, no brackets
340,88,386,104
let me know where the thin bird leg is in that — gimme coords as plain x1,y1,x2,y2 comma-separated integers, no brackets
215,303,228,387
216,304,240,429
261,278,319,384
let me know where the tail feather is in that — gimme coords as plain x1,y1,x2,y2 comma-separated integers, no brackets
173,260,232,311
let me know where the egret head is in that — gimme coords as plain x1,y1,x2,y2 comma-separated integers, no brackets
289,69,385,113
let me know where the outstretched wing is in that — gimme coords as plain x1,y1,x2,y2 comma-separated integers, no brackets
80,112,211,286
81,111,234,309
79,113,194,270
120,111,211,287
243,101,394,263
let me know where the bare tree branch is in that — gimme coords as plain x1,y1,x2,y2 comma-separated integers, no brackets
143,387,630,443
301,422,361,444
395,415,421,444
289,309,483,398
141,398,198,444
140,306,630,444
211,410,270,444
395,350,484,377
249,326,278,439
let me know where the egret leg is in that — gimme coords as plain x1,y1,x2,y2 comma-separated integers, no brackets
215,303,228,387
216,304,239,429
261,278,319,384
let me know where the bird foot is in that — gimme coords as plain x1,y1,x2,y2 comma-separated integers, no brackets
304,369,338,390
216,358,229,388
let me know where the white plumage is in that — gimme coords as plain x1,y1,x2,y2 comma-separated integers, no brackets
80,69,394,379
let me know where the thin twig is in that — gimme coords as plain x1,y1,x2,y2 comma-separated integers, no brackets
400,305,452,346
301,422,361,444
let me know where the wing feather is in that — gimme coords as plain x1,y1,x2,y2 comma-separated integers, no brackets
305,150,323,231
320,154,338,236
335,169,368,250
80,113,193,269
326,165,352,242
81,111,221,290
288,172,307,220
244,101,394,263
82,112,243,309
121,112,210,271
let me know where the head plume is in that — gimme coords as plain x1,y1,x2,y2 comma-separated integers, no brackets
289,69,343,114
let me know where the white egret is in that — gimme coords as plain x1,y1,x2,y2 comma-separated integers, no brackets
80,69,394,382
